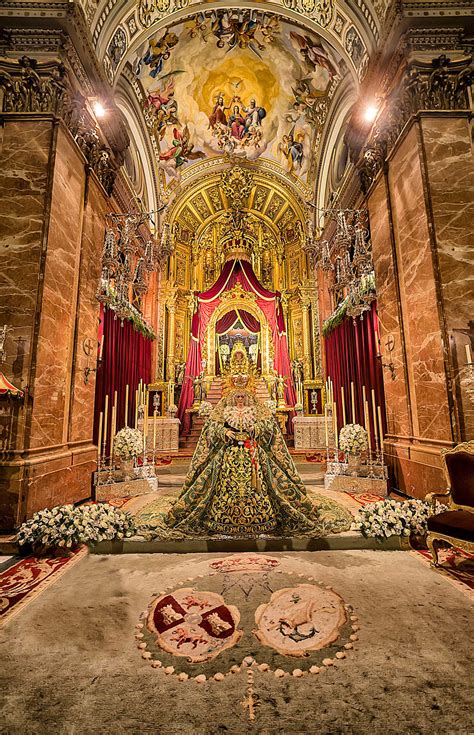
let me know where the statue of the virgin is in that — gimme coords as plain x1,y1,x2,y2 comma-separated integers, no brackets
166,386,351,537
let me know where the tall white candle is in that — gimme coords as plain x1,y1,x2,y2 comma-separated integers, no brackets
371,389,379,450
341,386,346,426
103,394,109,447
466,343,472,365
364,401,372,452
97,411,103,459
125,384,129,427
333,402,338,449
377,405,384,451
362,385,367,430
351,382,356,424
324,405,329,447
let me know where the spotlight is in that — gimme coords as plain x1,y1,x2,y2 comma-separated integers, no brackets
364,104,378,123
93,101,106,118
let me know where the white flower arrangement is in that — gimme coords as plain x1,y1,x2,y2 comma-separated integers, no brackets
166,403,178,416
198,400,213,418
339,423,368,456
265,398,277,414
114,427,143,459
17,503,136,551
352,498,448,540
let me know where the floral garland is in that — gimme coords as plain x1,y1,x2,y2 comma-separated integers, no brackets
103,284,156,339
322,272,376,336
352,498,448,540
339,423,368,455
17,503,136,551
114,427,143,459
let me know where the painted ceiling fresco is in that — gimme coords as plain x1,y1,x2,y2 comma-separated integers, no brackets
132,10,346,189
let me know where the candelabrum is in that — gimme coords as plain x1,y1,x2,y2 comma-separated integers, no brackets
306,207,376,321
96,202,173,313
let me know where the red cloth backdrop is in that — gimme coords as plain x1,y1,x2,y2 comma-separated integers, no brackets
178,259,296,433
325,301,386,446
94,304,152,456
215,308,260,334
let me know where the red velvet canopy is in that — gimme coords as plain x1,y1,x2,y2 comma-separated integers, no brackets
178,259,296,433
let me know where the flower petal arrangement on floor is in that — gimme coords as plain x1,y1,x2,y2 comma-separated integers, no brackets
136,555,359,680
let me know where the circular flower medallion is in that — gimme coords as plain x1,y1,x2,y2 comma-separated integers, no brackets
254,584,346,657
147,588,243,663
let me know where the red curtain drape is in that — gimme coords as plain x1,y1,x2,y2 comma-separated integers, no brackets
215,309,261,334
325,302,386,446
93,305,152,456
178,259,296,433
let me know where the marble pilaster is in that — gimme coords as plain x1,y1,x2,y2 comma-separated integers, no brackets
368,176,411,440
388,124,452,443
420,115,474,440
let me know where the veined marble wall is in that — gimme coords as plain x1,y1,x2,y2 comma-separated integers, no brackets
369,115,473,498
420,116,474,440
0,117,113,528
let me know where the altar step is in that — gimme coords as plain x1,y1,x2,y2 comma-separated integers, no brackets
155,457,324,492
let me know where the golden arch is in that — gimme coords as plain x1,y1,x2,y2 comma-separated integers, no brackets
204,286,274,379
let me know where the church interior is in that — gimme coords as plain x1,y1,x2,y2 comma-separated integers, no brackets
0,0,473,731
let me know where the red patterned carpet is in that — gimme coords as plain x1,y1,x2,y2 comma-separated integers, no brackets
411,547,474,600
344,491,385,506
0,548,87,625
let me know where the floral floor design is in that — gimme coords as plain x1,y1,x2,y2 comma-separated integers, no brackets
136,554,359,689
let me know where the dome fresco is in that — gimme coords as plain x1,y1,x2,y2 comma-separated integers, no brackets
131,13,346,189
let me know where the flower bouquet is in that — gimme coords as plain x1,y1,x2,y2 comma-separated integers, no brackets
166,403,178,417
198,400,213,418
352,498,448,541
339,423,368,456
114,427,143,460
17,503,136,552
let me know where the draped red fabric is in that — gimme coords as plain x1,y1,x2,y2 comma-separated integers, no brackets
239,310,260,333
216,310,239,334
215,309,261,334
325,302,386,446
178,259,296,433
94,304,152,456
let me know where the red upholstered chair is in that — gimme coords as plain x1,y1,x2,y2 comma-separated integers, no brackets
426,440,474,566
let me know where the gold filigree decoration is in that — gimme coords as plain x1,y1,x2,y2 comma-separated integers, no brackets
220,166,254,210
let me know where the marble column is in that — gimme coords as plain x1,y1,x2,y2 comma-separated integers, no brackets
0,116,112,529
